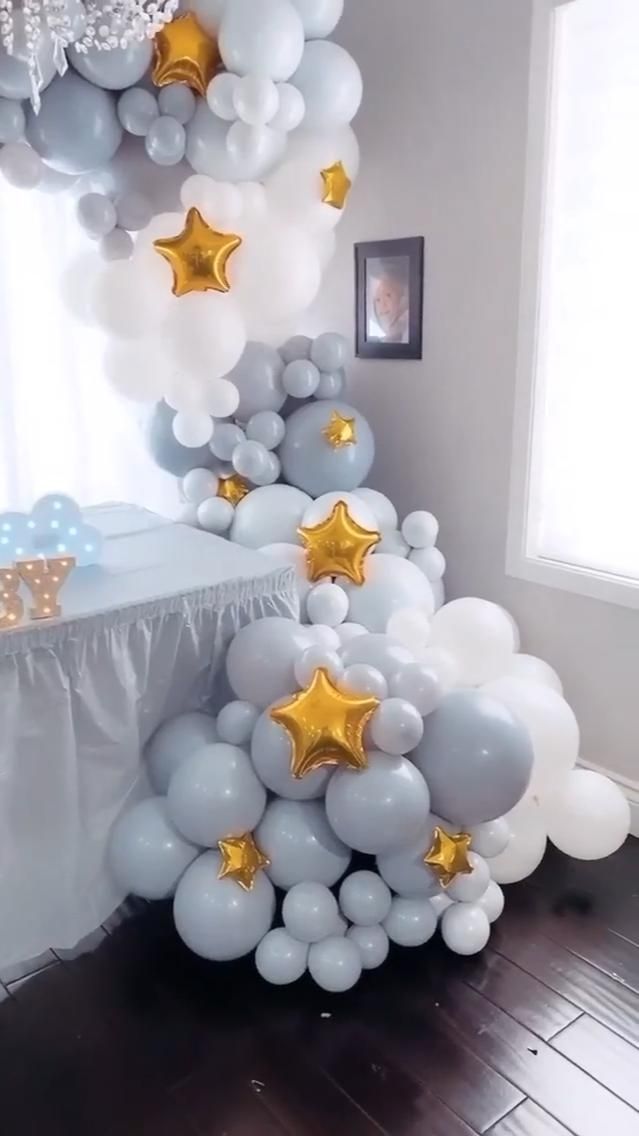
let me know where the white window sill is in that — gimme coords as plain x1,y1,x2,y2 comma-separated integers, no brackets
506,548,639,610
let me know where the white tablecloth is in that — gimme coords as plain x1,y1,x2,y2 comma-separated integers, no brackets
0,505,297,968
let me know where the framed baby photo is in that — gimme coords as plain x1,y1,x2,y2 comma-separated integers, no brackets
355,237,425,360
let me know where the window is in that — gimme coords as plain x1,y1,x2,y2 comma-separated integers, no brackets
0,182,178,517
508,0,639,607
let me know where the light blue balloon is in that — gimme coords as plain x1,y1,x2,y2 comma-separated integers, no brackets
77,192,117,237
0,98,25,143
158,83,197,124
174,849,275,960
0,512,33,559
280,335,312,363
279,400,374,495
147,401,217,477
115,190,152,231
26,72,123,174
60,521,104,567
186,99,286,181
30,494,82,534
246,411,285,450
283,359,320,398
117,87,159,136
228,341,286,420
315,369,345,400
0,18,56,100
311,332,350,372
210,423,246,461
70,40,153,91
145,115,186,166
109,796,200,901
232,439,269,481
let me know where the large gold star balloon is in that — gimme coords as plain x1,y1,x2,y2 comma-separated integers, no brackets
298,500,381,586
153,208,242,297
320,161,353,210
322,410,357,449
218,833,270,892
423,827,473,888
152,12,220,96
270,667,380,779
217,473,250,507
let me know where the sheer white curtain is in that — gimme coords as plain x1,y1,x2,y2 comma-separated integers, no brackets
529,0,639,580
0,182,179,516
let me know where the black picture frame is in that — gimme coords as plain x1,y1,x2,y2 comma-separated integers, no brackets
355,237,425,360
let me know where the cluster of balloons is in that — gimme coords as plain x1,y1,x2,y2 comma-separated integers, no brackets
0,493,103,567
109,594,631,991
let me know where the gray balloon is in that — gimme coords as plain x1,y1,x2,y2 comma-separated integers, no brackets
308,936,362,992
283,359,320,398
376,818,443,898
228,341,286,420
246,411,285,450
256,797,351,889
145,115,186,166
70,40,153,90
251,707,332,800
383,896,438,948
117,87,159,136
26,72,122,174
109,796,200,900
279,401,374,496
413,690,534,826
210,423,246,460
99,227,134,261
325,751,431,855
347,924,389,970
280,334,312,363
255,928,308,985
0,17,56,100
115,190,152,231
77,192,117,237
0,98,25,143
145,711,219,794
186,99,286,181
232,439,269,481
147,400,218,477
311,332,350,373
158,83,197,124
339,870,392,926
174,850,275,960
282,882,339,943
315,369,345,400
167,742,267,847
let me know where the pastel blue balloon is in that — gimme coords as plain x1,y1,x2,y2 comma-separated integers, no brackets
210,423,246,461
147,401,217,477
280,335,312,363
232,439,269,481
315,369,345,400
0,17,56,100
283,359,320,398
69,40,153,91
26,72,123,174
31,494,82,531
145,115,186,166
158,83,197,124
246,411,285,450
0,512,33,559
77,192,117,237
117,87,159,136
109,796,200,901
186,99,286,181
0,98,25,143
311,332,350,372
62,522,104,567
228,341,286,420
279,400,374,495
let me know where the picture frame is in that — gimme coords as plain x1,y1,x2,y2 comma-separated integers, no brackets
354,236,425,360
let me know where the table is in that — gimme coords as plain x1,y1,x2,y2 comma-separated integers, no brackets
0,505,297,969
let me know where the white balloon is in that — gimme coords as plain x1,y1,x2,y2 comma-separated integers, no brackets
188,0,227,36
206,72,240,120
326,752,431,855
231,484,312,549
339,870,392,926
172,411,214,448
540,769,630,860
219,0,305,80
305,624,341,651
233,75,280,125
205,379,242,418
501,654,564,696
388,662,443,717
294,645,344,687
257,797,351,889
92,257,172,339
174,850,275,960
469,817,510,859
227,616,312,707
401,511,439,549
270,82,306,132
197,497,234,533
292,41,362,129
416,646,460,692
180,175,243,227
446,852,491,903
342,664,388,701
0,141,42,188
430,892,454,920
430,598,518,686
183,468,219,505
353,489,398,532
337,622,368,645
345,556,435,633
481,676,579,794
255,927,308,984
146,711,219,794
166,293,246,381
109,796,200,900
232,221,322,325
410,547,446,582
383,896,437,948
306,583,349,627
102,340,170,403
259,542,313,608
340,633,415,679
476,881,505,924
302,491,377,532
488,799,548,884
290,0,344,38
386,608,432,653
346,924,389,970
376,530,410,558
370,698,424,755
286,123,361,179
441,903,490,956
283,881,339,943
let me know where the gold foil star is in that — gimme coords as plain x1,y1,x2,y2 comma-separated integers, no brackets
320,161,352,210
298,500,380,586
423,827,473,888
270,667,379,779
218,833,270,892
322,410,357,449
153,208,242,297
152,12,220,96
217,473,250,507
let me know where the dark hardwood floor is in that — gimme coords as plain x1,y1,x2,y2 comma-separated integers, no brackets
1,839,638,1136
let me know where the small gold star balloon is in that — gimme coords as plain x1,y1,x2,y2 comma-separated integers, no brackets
218,833,270,892
423,827,473,888
270,667,379,779
152,12,220,96
217,473,250,507
322,410,357,449
320,161,353,210
298,500,381,586
153,207,242,297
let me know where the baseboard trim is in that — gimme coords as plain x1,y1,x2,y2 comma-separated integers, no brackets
578,758,639,838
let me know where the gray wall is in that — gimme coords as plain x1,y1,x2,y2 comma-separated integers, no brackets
308,0,639,787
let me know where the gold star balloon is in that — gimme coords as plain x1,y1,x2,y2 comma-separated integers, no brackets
298,500,381,586
218,833,270,892
320,161,353,210
423,827,473,888
152,12,221,96
153,207,242,297
322,410,357,449
270,667,380,779
217,473,250,507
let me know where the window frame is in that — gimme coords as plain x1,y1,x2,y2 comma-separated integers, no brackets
506,0,639,610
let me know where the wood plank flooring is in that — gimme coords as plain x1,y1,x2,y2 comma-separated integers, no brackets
0,839,638,1136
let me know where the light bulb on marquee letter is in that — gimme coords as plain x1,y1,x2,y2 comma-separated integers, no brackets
16,556,76,620
0,566,24,630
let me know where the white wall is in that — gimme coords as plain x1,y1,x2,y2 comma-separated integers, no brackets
308,0,639,791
